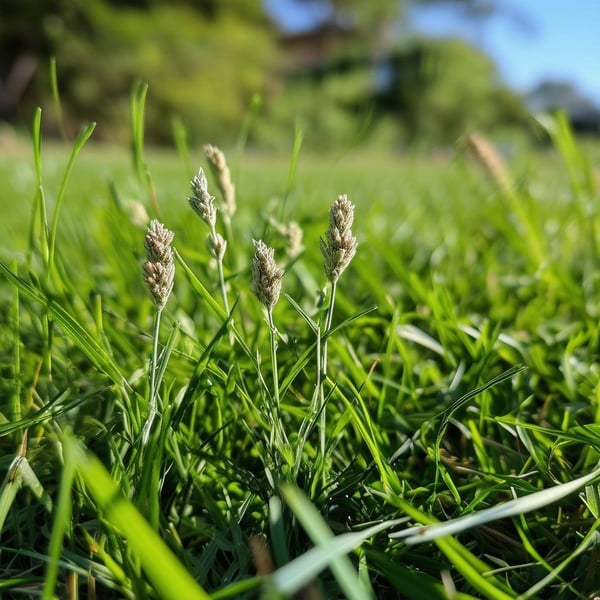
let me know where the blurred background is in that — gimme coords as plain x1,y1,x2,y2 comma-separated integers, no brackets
1,0,599,151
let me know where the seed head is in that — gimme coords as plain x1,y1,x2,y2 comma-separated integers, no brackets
466,133,513,195
188,168,216,227
143,220,175,310
128,201,150,228
251,240,284,310
285,221,304,258
204,144,236,219
320,194,357,284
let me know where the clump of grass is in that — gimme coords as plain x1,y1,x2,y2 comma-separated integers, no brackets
4,92,600,600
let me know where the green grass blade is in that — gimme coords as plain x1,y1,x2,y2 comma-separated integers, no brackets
10,260,21,424
130,81,158,215
0,261,124,384
435,364,527,476
174,249,228,321
279,121,304,222
47,121,96,283
29,107,49,264
392,463,600,544
49,57,67,141
131,80,149,184
389,498,514,599
42,447,76,600
334,380,401,493
64,436,211,600
276,484,381,600
0,455,50,539
172,116,193,177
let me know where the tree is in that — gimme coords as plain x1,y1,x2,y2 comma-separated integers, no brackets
377,37,528,142
0,0,276,143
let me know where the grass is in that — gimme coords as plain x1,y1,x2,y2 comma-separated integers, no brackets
1,96,600,599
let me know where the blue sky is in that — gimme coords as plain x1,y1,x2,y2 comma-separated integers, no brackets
265,0,600,106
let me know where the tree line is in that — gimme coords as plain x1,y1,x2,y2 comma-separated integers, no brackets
0,0,532,149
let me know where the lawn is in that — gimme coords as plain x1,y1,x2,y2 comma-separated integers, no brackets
1,105,600,599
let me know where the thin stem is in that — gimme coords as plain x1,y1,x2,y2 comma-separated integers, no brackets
210,225,230,316
294,325,321,477
319,280,337,457
142,308,162,446
267,308,287,452
209,224,234,345
322,280,337,378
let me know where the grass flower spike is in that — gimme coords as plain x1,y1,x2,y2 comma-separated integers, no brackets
315,194,357,460
466,132,513,196
320,194,357,284
188,167,231,318
189,168,217,227
141,219,174,448
251,240,284,311
286,221,304,258
250,239,287,457
204,144,236,219
143,219,175,310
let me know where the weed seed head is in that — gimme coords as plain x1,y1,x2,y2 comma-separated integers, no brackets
466,133,513,195
251,240,283,310
320,194,357,284
143,219,175,310
286,221,304,258
204,144,236,218
189,168,217,227
128,201,150,227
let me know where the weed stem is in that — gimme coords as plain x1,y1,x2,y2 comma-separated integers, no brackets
142,308,162,446
320,280,337,457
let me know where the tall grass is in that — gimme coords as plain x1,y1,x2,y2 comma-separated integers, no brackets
1,92,600,599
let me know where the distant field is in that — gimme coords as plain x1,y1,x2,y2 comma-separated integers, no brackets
2,120,600,598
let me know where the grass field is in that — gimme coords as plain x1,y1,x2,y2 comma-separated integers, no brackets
2,104,600,599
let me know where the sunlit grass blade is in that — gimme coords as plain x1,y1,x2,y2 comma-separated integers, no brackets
28,107,49,265
279,120,304,222
49,57,67,141
47,121,96,287
333,380,401,493
130,80,158,214
0,456,52,538
538,111,596,199
62,435,211,600
387,498,514,599
172,116,193,177
42,445,77,600
391,462,600,544
274,484,404,598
